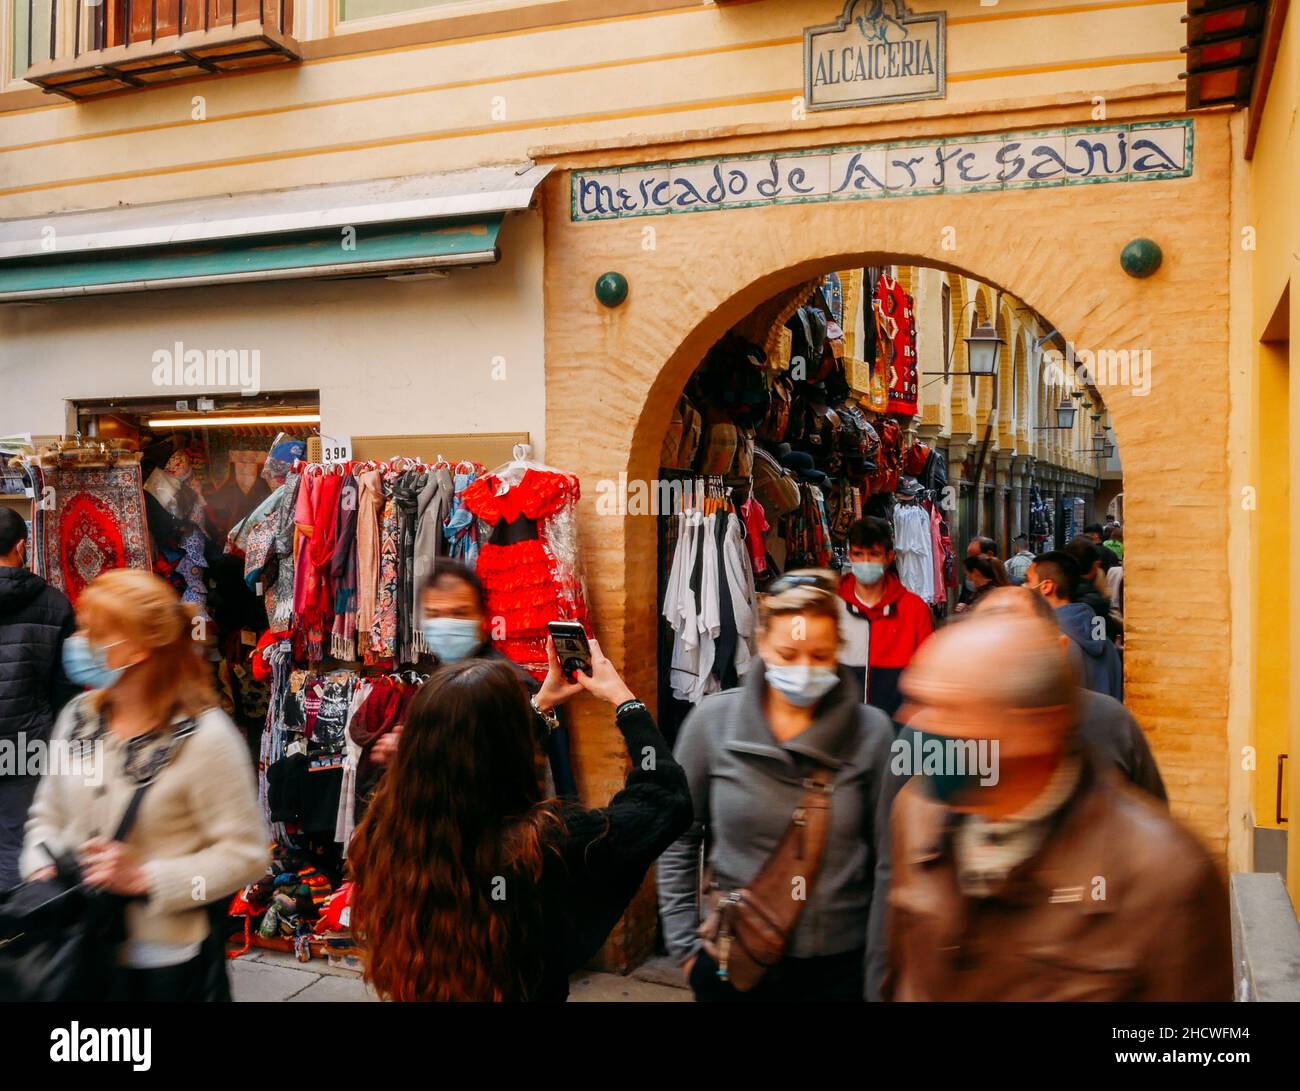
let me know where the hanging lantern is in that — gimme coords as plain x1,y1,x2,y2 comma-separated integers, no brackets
1055,399,1077,429
963,322,1003,377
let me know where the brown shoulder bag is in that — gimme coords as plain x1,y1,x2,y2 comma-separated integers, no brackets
697,767,835,992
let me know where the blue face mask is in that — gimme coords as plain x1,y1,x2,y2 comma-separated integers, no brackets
851,561,886,586
765,663,840,708
421,618,483,664
62,634,124,691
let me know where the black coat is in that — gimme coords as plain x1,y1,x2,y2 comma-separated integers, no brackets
0,566,76,750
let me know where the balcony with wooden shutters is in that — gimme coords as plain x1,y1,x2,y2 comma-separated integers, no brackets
22,0,301,100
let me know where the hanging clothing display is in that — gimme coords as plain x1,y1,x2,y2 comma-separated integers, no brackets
662,485,758,705
892,500,935,602
461,463,588,678
872,271,919,417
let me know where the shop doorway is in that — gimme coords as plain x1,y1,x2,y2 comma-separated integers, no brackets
649,263,1124,745
66,390,321,748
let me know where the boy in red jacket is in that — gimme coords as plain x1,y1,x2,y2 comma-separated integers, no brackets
838,516,934,722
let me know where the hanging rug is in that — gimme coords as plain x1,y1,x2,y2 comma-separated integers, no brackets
37,464,152,605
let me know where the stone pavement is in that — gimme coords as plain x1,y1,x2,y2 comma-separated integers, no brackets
229,949,691,1002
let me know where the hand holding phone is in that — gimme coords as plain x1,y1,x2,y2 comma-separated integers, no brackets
547,621,592,682
539,627,635,710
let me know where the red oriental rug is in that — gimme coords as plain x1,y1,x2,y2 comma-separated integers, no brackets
36,464,152,605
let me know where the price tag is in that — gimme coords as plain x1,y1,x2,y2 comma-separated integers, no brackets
320,434,352,465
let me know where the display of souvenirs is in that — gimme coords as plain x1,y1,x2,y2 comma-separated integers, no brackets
657,266,958,663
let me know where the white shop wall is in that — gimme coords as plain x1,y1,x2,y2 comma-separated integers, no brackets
0,212,547,459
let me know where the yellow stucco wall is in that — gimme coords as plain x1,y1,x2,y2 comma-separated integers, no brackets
1245,5,1300,905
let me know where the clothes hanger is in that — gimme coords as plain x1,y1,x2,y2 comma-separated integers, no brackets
489,443,564,490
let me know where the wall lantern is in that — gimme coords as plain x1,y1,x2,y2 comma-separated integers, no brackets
962,323,1004,378
1120,238,1163,279
1037,399,1078,430
595,271,629,308
1090,412,1103,422
1070,390,1085,401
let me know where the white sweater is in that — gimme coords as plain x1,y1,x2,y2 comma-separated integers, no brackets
21,698,269,949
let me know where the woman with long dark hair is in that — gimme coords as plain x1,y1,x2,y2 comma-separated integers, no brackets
349,637,691,1001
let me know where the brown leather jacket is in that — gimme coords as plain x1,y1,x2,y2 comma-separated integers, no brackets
883,758,1232,1001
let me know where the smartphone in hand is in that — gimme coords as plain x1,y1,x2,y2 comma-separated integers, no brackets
547,621,593,682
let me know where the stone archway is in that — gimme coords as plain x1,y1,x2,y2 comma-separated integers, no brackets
539,110,1232,965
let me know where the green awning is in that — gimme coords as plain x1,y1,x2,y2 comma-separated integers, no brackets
0,216,502,301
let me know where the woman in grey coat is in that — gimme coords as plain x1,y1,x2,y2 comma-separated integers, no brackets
657,570,902,1002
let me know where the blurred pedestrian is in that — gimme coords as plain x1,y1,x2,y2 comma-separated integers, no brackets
369,561,575,798
975,586,1163,801
1003,533,1034,586
883,613,1231,1001
1065,536,1121,642
1102,523,1124,562
1084,523,1121,570
350,637,690,1001
1027,551,1123,701
0,509,75,890
658,570,899,1002
20,569,267,1001
954,554,1007,615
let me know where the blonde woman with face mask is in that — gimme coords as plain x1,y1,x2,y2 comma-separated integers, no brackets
20,569,268,1002
656,570,903,1003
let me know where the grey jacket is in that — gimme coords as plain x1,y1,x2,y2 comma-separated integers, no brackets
656,662,900,999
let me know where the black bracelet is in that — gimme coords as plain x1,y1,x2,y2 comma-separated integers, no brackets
615,699,646,718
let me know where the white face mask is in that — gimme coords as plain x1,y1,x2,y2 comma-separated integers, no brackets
764,663,840,708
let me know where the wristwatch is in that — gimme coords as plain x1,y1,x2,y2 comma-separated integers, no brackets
530,695,560,735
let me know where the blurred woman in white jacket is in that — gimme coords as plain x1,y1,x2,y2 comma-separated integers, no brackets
22,569,268,1002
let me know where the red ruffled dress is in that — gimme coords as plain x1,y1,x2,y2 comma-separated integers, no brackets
461,468,589,677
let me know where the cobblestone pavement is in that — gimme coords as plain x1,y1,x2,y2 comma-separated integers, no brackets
229,950,691,1002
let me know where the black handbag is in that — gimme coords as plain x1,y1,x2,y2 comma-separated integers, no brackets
0,713,199,1002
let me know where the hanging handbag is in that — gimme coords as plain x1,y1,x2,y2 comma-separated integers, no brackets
696,766,834,992
0,710,199,1002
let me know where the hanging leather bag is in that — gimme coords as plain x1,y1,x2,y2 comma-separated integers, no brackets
696,767,834,992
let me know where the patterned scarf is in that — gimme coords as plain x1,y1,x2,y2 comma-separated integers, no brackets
330,473,359,661
366,470,401,667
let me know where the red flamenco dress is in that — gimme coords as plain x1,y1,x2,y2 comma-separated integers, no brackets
461,468,589,678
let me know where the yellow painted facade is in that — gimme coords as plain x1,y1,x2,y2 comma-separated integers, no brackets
1241,7,1300,903
1,0,1296,961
